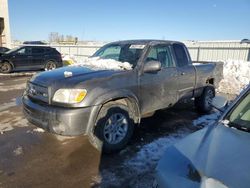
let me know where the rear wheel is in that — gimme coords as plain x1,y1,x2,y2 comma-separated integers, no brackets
89,103,134,153
195,86,215,113
44,61,57,71
0,62,12,73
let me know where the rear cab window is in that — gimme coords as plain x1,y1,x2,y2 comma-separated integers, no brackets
172,43,190,67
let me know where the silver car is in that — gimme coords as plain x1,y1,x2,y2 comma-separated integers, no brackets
155,84,250,188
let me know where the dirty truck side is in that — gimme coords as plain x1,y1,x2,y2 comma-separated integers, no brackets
22,40,222,152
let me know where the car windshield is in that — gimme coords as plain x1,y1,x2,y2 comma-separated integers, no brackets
226,91,250,131
5,47,21,54
92,43,146,68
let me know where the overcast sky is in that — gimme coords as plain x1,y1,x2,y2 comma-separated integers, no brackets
9,0,250,41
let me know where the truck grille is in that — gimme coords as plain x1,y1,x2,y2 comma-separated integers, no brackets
27,82,49,103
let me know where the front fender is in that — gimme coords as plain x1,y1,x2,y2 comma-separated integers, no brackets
93,89,139,106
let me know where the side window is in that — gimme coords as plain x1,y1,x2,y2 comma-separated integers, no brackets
146,45,174,68
45,48,51,53
32,48,44,55
99,45,121,60
173,44,189,67
146,47,158,61
16,48,26,55
16,47,31,55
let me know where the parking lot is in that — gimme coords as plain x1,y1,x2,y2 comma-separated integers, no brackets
0,73,213,188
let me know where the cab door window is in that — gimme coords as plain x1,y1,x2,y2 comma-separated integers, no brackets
146,45,174,68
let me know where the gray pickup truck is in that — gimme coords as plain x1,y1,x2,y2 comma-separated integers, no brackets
23,40,222,152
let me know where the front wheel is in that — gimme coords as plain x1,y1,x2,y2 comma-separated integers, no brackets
195,86,215,113
89,103,134,153
0,62,12,73
44,61,57,71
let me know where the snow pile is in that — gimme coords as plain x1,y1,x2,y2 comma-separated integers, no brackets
72,57,132,71
218,60,250,94
33,128,45,133
62,55,76,62
193,112,221,127
124,129,191,174
92,129,192,187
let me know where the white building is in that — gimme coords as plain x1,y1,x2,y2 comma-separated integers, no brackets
0,0,11,48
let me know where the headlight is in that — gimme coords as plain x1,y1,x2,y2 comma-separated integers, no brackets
52,89,87,104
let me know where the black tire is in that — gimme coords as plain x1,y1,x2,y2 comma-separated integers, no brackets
0,61,12,73
44,61,57,71
89,103,134,153
195,86,215,113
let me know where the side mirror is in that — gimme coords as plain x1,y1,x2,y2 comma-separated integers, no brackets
143,61,161,73
212,96,228,111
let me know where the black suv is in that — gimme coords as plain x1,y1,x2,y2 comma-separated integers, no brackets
0,46,63,73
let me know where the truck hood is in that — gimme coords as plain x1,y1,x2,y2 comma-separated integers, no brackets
30,66,121,87
156,124,250,188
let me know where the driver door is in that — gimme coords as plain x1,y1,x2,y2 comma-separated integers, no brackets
12,47,32,69
139,45,178,114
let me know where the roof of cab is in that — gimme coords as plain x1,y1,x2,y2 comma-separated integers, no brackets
107,39,184,46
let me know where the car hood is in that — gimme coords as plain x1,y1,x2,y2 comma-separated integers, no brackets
156,124,250,188
30,66,121,88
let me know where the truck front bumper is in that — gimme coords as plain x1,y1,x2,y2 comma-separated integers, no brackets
22,96,97,136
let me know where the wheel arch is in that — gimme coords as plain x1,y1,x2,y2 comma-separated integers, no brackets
86,90,141,134
1,59,14,68
0,60,14,72
95,90,141,124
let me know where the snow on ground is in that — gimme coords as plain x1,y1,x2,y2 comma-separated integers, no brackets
94,130,191,187
0,110,29,133
193,112,221,127
0,83,26,92
218,60,250,94
13,146,23,156
124,129,191,175
95,112,222,187
0,99,16,112
32,128,45,133
0,72,37,77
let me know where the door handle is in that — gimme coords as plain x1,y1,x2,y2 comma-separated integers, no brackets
181,72,185,75
27,56,32,58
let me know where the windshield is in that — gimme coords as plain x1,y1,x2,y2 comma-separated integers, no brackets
92,43,145,68
226,91,250,131
5,47,22,54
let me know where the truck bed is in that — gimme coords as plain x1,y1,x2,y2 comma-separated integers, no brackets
193,61,224,89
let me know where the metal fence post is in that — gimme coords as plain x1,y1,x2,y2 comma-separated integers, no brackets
197,47,200,61
247,48,250,61
77,45,79,57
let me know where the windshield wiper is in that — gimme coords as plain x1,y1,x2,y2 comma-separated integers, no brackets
227,121,250,133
